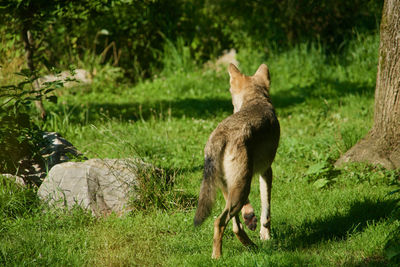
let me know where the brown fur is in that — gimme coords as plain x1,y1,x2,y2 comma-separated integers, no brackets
194,63,280,259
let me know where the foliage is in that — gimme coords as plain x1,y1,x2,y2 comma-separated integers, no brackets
0,69,64,176
0,109,42,174
209,0,382,49
0,0,383,81
0,0,107,74
1,71,42,174
304,161,339,189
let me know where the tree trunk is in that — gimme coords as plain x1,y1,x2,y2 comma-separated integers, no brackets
21,26,47,120
335,0,400,169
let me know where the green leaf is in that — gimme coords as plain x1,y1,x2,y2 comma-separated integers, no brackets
306,162,327,175
313,178,329,189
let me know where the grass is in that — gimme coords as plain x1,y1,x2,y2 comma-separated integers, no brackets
1,32,400,266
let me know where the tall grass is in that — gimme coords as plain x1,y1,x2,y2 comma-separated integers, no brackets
0,175,39,222
161,38,195,76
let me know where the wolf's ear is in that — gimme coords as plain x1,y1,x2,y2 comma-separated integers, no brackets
254,64,271,89
228,63,241,82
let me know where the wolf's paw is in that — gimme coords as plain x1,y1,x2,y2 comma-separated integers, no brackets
243,212,257,231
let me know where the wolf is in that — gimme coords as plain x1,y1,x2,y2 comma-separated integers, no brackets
194,63,280,259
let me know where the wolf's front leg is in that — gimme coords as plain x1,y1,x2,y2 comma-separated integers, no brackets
259,168,272,240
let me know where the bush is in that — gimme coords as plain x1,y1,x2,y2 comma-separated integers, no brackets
0,108,45,174
0,69,62,182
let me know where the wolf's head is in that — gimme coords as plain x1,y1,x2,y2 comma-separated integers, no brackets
228,63,271,113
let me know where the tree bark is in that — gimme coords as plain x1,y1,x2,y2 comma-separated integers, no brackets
21,26,47,120
335,0,400,169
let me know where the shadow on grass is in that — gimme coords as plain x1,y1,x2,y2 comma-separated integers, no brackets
272,79,375,109
277,198,399,250
49,79,374,124
49,97,232,124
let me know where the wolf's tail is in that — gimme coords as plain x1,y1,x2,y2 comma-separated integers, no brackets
194,156,218,226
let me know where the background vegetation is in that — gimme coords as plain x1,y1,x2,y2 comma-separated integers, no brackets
0,0,383,79
1,0,399,266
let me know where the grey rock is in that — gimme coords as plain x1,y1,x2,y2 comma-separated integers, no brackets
38,69,92,88
205,48,239,72
1,174,25,186
37,158,151,216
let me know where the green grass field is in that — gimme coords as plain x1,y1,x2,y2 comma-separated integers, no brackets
1,33,399,266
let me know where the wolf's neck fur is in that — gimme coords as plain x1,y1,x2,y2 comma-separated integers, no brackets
240,85,272,111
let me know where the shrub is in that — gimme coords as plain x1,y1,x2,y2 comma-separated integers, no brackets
0,69,64,183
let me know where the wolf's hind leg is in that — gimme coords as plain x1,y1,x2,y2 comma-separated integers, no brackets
212,207,229,259
241,199,257,231
212,175,252,259
232,215,256,247
259,167,272,240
